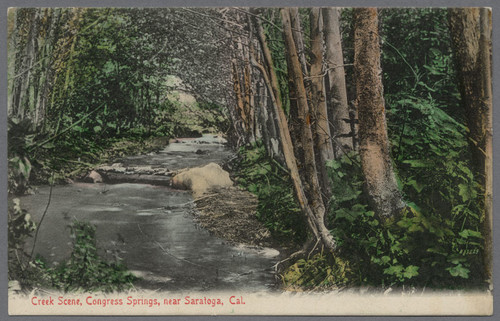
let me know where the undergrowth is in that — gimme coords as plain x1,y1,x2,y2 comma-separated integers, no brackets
281,96,485,291
233,143,307,246
8,203,136,293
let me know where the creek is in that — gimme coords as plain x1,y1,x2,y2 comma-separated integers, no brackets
20,135,280,292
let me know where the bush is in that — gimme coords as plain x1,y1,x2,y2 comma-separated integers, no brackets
9,210,137,293
326,151,484,289
233,143,307,246
281,252,350,290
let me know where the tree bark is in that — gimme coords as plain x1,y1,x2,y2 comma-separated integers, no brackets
287,8,307,174
322,7,353,157
309,8,334,201
448,9,484,169
353,8,404,221
289,8,308,76
281,8,337,251
449,7,493,283
251,9,337,252
479,7,493,284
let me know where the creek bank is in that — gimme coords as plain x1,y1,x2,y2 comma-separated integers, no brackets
192,186,273,247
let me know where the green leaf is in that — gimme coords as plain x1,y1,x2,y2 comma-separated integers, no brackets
327,160,341,170
41,142,56,149
458,229,482,239
401,159,433,168
447,264,469,279
383,265,404,276
403,265,419,279
406,179,424,193
458,182,477,202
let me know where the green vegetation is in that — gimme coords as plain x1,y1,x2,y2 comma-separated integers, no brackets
278,8,485,291
8,8,228,194
8,7,489,294
8,207,136,293
326,152,482,289
233,144,307,246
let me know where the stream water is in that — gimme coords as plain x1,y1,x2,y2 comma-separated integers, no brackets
20,135,280,292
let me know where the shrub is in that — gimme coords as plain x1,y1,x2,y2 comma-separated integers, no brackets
233,143,307,246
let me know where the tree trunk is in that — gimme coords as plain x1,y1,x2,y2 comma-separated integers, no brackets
353,8,404,221
309,8,334,201
281,8,337,252
479,7,493,285
449,7,493,284
251,9,336,252
287,8,307,174
322,7,353,157
448,9,484,169
289,8,308,75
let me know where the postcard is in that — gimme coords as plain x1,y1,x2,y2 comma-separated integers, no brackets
6,6,493,315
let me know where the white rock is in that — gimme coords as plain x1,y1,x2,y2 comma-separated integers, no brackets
171,163,233,196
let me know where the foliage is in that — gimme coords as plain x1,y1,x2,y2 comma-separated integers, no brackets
233,143,307,245
8,8,232,189
8,118,35,194
10,216,136,293
326,151,483,289
281,252,350,290
8,198,37,281
381,8,461,122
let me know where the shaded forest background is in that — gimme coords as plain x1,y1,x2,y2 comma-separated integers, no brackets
7,7,492,292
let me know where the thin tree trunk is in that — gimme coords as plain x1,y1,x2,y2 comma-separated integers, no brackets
322,7,353,157
353,8,404,221
250,9,336,251
310,8,334,201
13,9,38,120
479,7,493,286
281,8,337,252
289,8,308,75
7,8,18,115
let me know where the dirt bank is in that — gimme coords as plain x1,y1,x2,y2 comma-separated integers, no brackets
192,186,274,247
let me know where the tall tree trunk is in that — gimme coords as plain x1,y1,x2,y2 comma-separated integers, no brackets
448,9,484,169
11,9,38,120
35,8,61,130
289,8,308,75
7,8,18,115
479,7,492,285
281,8,337,251
353,8,404,221
322,7,353,157
287,8,307,173
242,43,256,143
251,9,336,252
309,8,334,201
448,7,493,283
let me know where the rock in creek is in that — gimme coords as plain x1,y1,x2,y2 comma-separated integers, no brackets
83,170,103,183
171,162,233,196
